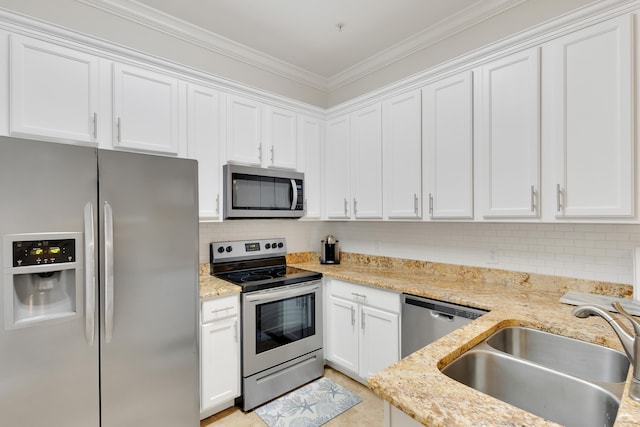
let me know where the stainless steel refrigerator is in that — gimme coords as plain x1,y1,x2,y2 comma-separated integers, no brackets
0,136,199,426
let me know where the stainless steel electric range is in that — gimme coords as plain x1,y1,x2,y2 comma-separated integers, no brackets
210,238,324,411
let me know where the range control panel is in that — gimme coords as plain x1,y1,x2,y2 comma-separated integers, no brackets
210,238,286,262
12,239,76,267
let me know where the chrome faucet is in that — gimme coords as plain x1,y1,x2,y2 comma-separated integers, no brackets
572,302,640,402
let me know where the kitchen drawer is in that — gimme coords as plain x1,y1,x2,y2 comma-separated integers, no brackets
201,294,239,324
329,279,400,313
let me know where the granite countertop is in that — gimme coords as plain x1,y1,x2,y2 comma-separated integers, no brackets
199,264,241,299
289,253,640,427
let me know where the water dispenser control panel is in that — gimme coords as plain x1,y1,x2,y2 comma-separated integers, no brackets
12,239,76,267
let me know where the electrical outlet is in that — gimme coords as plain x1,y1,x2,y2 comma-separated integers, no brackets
488,248,499,264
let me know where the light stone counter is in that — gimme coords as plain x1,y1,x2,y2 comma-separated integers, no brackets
199,264,241,300
290,252,640,427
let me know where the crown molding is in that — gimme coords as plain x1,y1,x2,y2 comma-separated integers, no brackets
326,0,526,91
76,0,528,94
76,0,329,91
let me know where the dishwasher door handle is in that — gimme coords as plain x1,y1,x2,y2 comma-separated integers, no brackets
430,310,454,321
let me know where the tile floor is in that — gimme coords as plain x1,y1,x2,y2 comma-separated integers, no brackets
200,367,384,426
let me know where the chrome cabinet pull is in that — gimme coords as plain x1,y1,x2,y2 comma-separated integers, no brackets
84,202,96,346
92,113,98,140
361,310,365,330
351,292,366,300
215,194,220,215
210,306,234,314
344,198,348,216
350,305,355,326
556,184,562,212
104,202,114,343
353,198,358,216
270,146,274,164
414,194,419,215
530,185,536,212
258,145,262,162
234,320,239,342
428,193,433,215
116,117,122,142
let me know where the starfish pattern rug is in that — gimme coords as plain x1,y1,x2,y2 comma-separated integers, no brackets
255,377,362,427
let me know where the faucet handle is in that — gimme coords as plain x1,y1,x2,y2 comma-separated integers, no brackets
613,302,640,337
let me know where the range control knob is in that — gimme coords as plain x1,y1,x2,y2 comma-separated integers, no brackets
272,242,278,248
277,242,284,248
217,246,225,254
265,243,271,249
225,246,232,253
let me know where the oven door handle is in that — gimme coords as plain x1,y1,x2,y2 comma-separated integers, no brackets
245,282,321,303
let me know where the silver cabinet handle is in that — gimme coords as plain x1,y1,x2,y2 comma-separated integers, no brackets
270,146,274,164
104,202,114,343
344,198,348,216
353,198,358,216
414,194,419,215
258,145,262,162
234,320,239,343
530,185,536,212
361,310,365,330
83,202,96,346
350,305,355,326
116,117,122,142
429,193,433,215
351,292,366,300
210,306,234,314
93,112,98,140
556,184,562,212
215,194,220,215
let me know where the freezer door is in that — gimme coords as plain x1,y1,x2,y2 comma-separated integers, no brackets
98,150,199,427
0,137,100,426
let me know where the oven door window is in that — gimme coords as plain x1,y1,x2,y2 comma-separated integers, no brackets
255,292,315,353
232,173,293,210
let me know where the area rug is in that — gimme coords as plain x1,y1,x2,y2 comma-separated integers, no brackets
255,377,362,427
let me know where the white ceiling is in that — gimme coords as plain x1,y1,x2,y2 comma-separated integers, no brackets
80,0,526,90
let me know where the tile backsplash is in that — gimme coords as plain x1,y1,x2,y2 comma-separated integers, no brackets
199,221,640,285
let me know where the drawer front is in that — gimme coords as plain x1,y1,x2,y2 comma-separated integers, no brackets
201,294,239,323
329,279,400,313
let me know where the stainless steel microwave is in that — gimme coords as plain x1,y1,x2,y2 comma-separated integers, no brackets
223,164,305,219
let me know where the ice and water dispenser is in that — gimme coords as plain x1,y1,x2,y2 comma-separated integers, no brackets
3,233,82,329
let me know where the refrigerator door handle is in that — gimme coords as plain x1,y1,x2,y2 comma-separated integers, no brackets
104,202,114,343
83,202,96,346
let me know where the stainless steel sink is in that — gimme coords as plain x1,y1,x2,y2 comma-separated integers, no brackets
441,326,629,427
486,326,630,383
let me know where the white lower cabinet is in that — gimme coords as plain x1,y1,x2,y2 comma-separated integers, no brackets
325,279,400,383
384,401,422,427
200,294,240,419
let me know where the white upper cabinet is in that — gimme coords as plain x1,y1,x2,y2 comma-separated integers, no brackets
300,115,323,219
325,115,351,219
476,47,540,219
112,63,180,155
382,90,422,219
225,94,262,166
264,105,298,170
545,16,634,219
423,72,474,220
187,84,221,221
351,104,383,219
9,34,100,144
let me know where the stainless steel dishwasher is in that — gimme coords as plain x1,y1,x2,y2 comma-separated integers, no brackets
401,294,488,358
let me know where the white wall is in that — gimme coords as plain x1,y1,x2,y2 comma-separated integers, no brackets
201,221,640,285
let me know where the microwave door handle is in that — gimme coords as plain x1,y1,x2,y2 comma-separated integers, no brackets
290,179,298,210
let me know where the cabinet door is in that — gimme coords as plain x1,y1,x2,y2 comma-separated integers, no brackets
113,63,180,154
423,72,474,219
226,94,262,166
383,90,422,219
477,48,540,218
359,305,399,379
10,34,99,143
187,84,221,221
201,316,240,411
300,116,323,219
351,104,383,219
549,16,633,218
265,105,297,170
326,295,359,374
325,115,351,219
